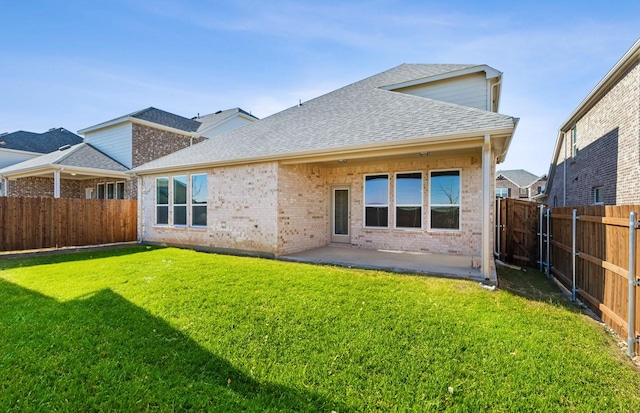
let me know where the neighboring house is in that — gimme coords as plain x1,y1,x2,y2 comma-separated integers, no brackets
545,37,640,207
495,169,547,201
130,64,519,280
0,107,257,199
0,128,82,195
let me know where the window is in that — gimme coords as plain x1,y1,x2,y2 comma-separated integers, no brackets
519,187,527,197
156,178,169,225
571,126,578,159
593,186,604,205
173,176,187,226
97,183,105,199
429,170,460,230
364,174,389,227
116,182,125,199
106,182,115,199
496,188,509,198
395,172,422,228
191,174,207,227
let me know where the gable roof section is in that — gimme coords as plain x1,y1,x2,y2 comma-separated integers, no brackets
496,169,541,188
131,64,518,174
194,108,259,134
130,107,201,132
0,143,128,178
0,128,83,154
546,37,640,197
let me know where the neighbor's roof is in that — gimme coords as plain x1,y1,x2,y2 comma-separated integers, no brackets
194,108,258,133
0,128,83,154
546,37,640,198
131,64,518,174
496,169,543,188
78,106,256,136
0,143,128,177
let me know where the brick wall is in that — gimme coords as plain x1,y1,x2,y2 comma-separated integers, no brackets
140,163,279,255
7,176,134,199
547,60,639,206
132,124,206,168
140,149,493,259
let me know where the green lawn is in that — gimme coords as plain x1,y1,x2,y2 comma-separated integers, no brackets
0,246,638,412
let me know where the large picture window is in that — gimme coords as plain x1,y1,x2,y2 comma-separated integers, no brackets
156,178,169,225
173,176,187,226
364,174,389,227
429,170,460,230
191,174,208,226
395,172,422,228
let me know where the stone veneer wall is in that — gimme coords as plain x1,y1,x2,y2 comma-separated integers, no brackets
132,124,206,168
547,60,639,206
140,163,279,255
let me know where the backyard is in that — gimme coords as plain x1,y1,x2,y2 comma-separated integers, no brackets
0,246,638,411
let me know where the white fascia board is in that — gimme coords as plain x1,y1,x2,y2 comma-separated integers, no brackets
0,147,45,156
129,126,515,176
559,38,640,131
3,164,129,180
380,65,502,91
78,115,131,135
79,117,198,138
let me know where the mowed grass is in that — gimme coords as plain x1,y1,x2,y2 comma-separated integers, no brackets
0,246,638,412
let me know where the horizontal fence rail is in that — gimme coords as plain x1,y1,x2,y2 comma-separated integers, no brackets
0,197,137,252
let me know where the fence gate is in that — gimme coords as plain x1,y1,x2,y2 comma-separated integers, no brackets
495,198,541,267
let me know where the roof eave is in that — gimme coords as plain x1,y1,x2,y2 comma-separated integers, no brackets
380,64,502,91
129,126,516,176
79,116,198,138
559,38,640,131
1,164,129,180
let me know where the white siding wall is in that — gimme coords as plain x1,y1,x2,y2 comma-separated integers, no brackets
84,123,132,168
201,116,254,138
395,73,489,110
0,150,40,169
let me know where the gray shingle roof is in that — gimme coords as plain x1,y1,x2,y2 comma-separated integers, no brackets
496,169,541,187
0,128,83,154
0,143,128,176
131,107,202,132
132,64,517,174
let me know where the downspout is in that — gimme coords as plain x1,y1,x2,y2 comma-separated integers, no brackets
482,134,492,280
563,132,567,206
490,77,502,112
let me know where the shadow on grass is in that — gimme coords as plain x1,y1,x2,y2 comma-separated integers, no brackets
0,245,162,270
0,279,346,412
496,264,578,311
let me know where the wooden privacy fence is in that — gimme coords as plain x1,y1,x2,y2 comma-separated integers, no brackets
495,197,540,267
543,205,640,357
0,197,137,252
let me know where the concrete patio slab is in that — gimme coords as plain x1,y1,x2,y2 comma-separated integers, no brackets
279,246,488,281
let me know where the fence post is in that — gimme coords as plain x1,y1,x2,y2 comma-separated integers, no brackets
572,208,578,302
538,205,544,272
546,207,551,278
629,211,639,358
496,197,501,260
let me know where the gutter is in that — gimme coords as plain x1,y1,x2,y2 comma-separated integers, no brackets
128,126,517,176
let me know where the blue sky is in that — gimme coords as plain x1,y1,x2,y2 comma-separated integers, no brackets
1,1,639,176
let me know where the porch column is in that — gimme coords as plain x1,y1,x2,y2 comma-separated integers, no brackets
482,134,492,280
53,170,61,198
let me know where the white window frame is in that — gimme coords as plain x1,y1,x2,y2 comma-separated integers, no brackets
173,175,188,227
394,171,423,229
190,173,208,228
428,169,461,232
363,173,389,229
593,186,604,205
97,183,105,199
495,188,509,198
519,187,527,196
155,177,169,226
116,181,125,200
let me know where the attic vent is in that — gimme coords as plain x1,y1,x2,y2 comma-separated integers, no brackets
0,132,7,136
49,128,56,131
58,144,71,151
0,141,5,146
214,110,222,114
